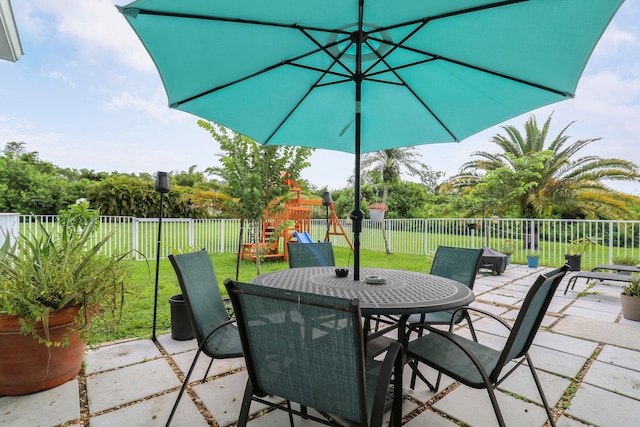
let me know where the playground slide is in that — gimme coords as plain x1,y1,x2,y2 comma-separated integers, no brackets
294,231,314,243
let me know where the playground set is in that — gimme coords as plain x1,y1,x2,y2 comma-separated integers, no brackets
240,179,352,262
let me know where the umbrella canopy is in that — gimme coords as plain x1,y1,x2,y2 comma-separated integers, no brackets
119,0,623,280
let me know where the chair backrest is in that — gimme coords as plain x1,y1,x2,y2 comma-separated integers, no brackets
287,242,336,268
168,250,229,346
225,280,369,425
491,265,569,381
430,246,483,288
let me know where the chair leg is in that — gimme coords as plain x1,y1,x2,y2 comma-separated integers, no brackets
237,378,254,427
166,348,205,427
390,353,403,427
286,401,295,427
408,359,436,391
201,357,214,383
486,386,507,427
526,355,557,427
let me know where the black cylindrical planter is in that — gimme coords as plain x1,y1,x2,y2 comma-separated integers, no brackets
169,294,194,341
564,254,581,271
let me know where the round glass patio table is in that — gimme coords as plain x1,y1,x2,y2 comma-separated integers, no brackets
251,267,474,317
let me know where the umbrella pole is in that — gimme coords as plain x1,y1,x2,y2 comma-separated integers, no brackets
351,4,364,281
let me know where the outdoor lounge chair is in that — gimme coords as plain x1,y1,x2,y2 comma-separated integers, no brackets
287,241,336,268
405,265,569,427
224,279,403,427
166,250,243,427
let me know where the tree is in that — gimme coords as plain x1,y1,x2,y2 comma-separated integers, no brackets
199,121,313,276
361,148,429,254
0,142,70,214
442,114,640,219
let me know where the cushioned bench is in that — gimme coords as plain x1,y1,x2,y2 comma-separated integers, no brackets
564,271,635,295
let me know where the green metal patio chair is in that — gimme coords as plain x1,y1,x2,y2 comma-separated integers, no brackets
287,241,336,268
166,250,243,427
406,245,483,390
406,265,569,427
224,279,403,427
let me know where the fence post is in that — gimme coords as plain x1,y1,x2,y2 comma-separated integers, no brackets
188,218,194,249
132,218,139,260
608,221,614,264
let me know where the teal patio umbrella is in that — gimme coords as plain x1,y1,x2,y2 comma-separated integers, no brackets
119,0,624,280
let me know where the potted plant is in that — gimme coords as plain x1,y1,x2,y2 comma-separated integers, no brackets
501,240,514,265
526,251,540,268
368,202,388,223
621,279,640,321
0,203,133,395
564,237,597,271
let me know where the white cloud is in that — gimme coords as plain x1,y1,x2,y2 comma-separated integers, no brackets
29,0,155,72
103,91,167,119
595,22,637,55
49,71,76,87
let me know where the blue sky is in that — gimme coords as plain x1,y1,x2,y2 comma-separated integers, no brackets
1,1,639,195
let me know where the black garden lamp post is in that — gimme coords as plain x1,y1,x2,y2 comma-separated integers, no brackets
152,171,170,341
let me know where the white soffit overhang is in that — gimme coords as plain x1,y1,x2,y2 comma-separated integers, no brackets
0,0,23,62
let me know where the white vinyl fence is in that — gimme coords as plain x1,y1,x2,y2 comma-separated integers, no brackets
13,215,640,270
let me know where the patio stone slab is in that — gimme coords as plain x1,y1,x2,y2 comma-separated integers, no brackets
404,409,459,426
171,349,245,380
562,306,620,322
582,360,640,400
194,370,281,427
433,384,552,426
533,330,599,358
574,293,620,308
157,333,198,355
527,344,587,378
553,316,640,350
85,338,162,374
597,344,640,371
498,365,571,407
0,379,79,427
565,383,639,426
86,358,181,413
90,390,208,427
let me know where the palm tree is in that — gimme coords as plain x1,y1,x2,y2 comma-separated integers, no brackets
443,114,640,219
362,148,427,254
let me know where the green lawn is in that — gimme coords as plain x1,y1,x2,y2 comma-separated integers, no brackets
89,247,434,345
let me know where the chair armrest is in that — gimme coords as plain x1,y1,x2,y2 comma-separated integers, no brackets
370,340,403,425
201,318,236,350
407,306,513,335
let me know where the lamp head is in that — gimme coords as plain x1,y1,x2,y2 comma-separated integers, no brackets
321,191,332,207
154,171,171,194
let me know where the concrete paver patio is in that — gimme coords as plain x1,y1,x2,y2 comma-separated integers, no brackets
2,264,639,426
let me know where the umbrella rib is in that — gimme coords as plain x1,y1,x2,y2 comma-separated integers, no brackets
370,40,571,97
172,42,346,107
127,7,353,37
263,46,351,145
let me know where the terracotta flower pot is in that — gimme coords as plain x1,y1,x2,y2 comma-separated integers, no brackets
620,293,640,321
0,306,85,395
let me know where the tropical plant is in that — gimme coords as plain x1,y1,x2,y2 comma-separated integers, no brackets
567,237,598,256
442,114,640,219
622,279,640,298
362,147,429,254
612,255,640,266
0,210,133,346
501,240,515,256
